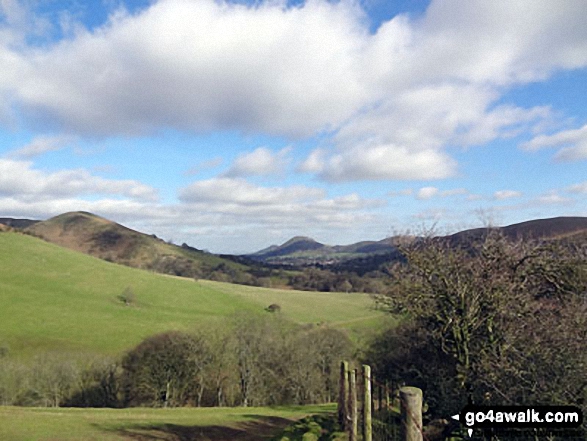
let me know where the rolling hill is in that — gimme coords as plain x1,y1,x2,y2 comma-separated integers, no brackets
248,236,397,266
0,230,385,359
0,217,39,229
24,211,254,281
250,216,587,267
448,216,587,247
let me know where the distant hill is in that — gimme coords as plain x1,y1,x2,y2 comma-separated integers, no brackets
249,217,587,268
251,236,326,259
0,217,39,229
8,211,587,286
248,236,397,266
25,211,248,280
448,216,587,247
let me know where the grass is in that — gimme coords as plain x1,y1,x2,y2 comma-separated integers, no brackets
199,280,392,334
0,404,335,441
0,232,387,359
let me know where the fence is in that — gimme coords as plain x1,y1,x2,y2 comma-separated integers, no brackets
338,362,430,441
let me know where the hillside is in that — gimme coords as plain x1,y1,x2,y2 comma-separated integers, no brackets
448,216,587,247
250,216,587,268
0,217,39,229
25,211,254,282
248,235,397,265
0,231,384,359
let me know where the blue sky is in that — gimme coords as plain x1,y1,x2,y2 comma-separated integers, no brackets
0,0,586,254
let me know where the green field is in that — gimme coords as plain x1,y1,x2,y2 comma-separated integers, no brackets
0,404,334,440
0,231,386,359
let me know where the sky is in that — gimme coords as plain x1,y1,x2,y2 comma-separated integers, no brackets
0,0,586,254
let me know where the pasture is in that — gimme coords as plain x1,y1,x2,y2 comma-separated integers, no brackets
0,404,334,440
0,231,386,360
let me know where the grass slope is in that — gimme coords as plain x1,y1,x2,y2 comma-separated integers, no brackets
0,232,384,359
0,404,334,441
201,280,390,332
26,211,246,273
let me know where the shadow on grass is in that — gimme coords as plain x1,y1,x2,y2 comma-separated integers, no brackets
100,415,293,441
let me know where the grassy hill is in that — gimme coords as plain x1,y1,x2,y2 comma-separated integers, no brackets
0,231,385,360
25,211,247,277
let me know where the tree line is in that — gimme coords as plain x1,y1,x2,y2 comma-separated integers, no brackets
0,313,353,408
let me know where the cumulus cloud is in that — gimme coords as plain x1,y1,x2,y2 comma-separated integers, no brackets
179,177,323,206
309,144,457,182
0,0,585,182
178,177,381,228
223,146,291,177
298,148,326,174
521,124,587,161
0,0,371,137
0,159,158,201
494,190,522,200
417,187,439,200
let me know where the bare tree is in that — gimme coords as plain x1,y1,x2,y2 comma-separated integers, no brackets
376,230,587,426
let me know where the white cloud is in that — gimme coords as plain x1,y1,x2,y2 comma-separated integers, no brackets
536,191,573,205
406,0,587,86
9,134,76,158
308,193,384,210
494,190,522,200
312,144,456,182
178,177,382,231
1,0,371,137
417,187,439,200
0,196,165,221
0,159,158,201
0,0,584,183
567,182,587,194
179,177,323,206
452,105,552,147
416,186,467,200
556,143,587,162
298,148,326,174
224,146,291,177
521,124,587,161
0,176,384,253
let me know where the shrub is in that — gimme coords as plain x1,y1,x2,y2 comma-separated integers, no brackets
121,331,211,407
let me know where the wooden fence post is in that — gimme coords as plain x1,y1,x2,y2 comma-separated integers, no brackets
400,386,423,441
362,365,372,441
338,361,349,429
349,369,358,441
